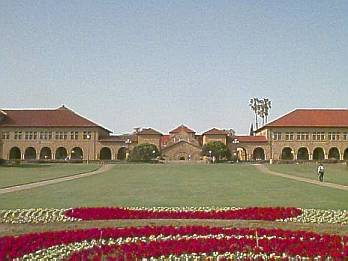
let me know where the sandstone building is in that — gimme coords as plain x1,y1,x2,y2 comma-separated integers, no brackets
1,106,348,162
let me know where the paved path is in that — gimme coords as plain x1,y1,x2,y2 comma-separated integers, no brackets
0,164,114,195
255,164,348,191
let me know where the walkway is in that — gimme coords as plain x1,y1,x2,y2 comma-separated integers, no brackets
0,164,114,195
255,164,348,191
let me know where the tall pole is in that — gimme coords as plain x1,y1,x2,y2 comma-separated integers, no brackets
86,134,91,164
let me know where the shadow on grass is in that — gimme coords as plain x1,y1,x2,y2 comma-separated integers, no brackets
0,164,51,169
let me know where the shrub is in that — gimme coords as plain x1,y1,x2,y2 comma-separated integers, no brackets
128,143,160,162
202,141,231,161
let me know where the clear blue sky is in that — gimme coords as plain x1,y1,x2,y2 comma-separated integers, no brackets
1,1,347,135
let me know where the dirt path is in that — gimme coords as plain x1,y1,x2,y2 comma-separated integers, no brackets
255,164,348,191
0,164,114,195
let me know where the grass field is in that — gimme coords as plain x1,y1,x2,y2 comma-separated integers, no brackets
0,163,347,209
0,163,100,188
268,163,348,186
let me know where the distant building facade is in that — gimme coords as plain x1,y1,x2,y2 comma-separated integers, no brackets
1,106,348,162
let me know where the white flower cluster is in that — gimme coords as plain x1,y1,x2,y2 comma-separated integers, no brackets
0,208,80,224
277,208,348,225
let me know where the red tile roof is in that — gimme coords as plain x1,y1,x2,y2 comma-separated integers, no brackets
203,128,228,135
261,109,348,129
137,128,162,135
233,136,268,143
169,125,195,134
0,106,111,132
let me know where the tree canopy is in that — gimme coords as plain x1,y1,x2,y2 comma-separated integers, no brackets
202,141,231,161
128,143,160,162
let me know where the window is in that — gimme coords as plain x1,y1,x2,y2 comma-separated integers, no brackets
1,132,10,139
296,132,309,141
83,131,92,140
285,132,294,141
71,131,79,140
313,132,325,141
24,131,37,140
273,132,282,140
343,132,348,140
40,131,52,140
14,131,22,140
55,131,68,140
328,132,340,141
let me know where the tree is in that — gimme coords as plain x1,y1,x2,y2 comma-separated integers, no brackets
202,141,231,161
249,97,272,128
128,143,160,162
249,98,260,129
263,98,272,123
223,128,236,137
249,123,254,136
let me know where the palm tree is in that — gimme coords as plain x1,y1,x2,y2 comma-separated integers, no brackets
258,99,265,126
249,98,260,129
263,98,272,123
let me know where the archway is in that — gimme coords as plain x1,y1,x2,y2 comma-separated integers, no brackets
253,147,265,161
100,147,112,160
40,147,52,160
117,147,127,160
236,147,247,161
328,147,340,160
71,147,83,160
281,147,294,160
313,147,325,161
55,147,67,160
9,147,21,160
297,147,309,160
344,148,348,161
24,147,36,160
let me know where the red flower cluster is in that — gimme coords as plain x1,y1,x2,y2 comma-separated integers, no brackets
0,226,347,260
65,207,302,221
69,232,348,261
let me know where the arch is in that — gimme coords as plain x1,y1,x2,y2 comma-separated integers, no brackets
9,147,21,160
297,147,309,160
344,148,348,161
55,147,67,160
253,147,265,161
71,147,83,160
281,147,294,160
313,147,325,161
100,147,112,160
40,147,52,160
24,147,36,160
328,147,340,160
236,147,247,161
117,147,127,160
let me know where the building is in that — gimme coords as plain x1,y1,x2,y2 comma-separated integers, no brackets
1,106,348,162
254,109,348,161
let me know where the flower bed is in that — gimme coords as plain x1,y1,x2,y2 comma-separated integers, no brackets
65,207,302,221
1,207,348,224
0,226,347,260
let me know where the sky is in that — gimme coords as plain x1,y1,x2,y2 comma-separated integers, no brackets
1,1,348,135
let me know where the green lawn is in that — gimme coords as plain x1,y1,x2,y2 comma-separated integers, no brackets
0,164,347,210
0,163,100,188
268,163,348,186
